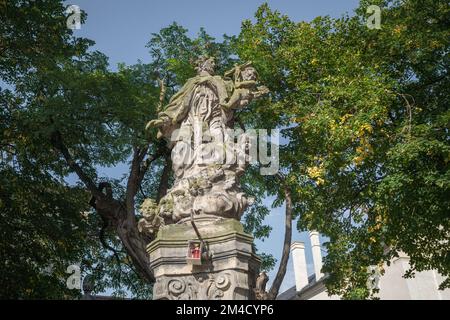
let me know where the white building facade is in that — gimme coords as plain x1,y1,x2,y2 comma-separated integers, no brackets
278,231,450,300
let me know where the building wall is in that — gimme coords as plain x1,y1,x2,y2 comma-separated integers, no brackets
280,248,450,300
377,253,450,300
305,290,340,300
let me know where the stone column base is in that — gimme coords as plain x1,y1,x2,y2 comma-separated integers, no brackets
147,218,261,300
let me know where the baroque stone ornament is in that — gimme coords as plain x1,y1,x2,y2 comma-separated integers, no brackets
139,57,269,234
154,272,233,300
147,219,261,300
141,57,267,300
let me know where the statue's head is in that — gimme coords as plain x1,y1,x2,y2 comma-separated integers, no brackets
140,198,158,217
195,56,216,76
241,66,258,81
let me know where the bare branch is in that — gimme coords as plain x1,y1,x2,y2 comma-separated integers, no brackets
267,177,293,299
157,77,167,112
50,130,104,199
156,154,171,203
51,130,155,284
137,147,164,185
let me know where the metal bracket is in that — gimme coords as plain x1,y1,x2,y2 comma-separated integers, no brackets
190,210,209,260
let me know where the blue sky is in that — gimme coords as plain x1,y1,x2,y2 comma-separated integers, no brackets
65,0,361,295
69,0,360,68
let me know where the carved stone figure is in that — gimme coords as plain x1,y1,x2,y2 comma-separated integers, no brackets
139,57,268,233
137,198,163,238
145,56,231,140
154,272,234,300
222,62,269,110
254,272,269,300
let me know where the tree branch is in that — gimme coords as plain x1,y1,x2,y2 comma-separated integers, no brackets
99,215,124,283
267,177,293,299
50,130,104,199
156,154,172,203
137,147,165,186
52,130,155,283
125,147,142,215
157,76,167,112
126,145,165,214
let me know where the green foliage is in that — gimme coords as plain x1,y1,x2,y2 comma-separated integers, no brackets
0,166,89,298
258,252,277,273
146,22,238,91
0,0,160,298
0,0,92,83
1,0,448,299
235,0,449,298
0,1,266,298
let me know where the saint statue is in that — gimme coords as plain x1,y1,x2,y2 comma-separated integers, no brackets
139,56,268,235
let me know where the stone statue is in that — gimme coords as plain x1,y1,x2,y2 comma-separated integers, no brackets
138,198,163,238
141,57,267,300
254,272,269,300
145,56,231,140
222,62,269,110
139,56,268,233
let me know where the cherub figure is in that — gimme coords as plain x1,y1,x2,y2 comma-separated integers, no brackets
137,198,164,238
221,62,269,110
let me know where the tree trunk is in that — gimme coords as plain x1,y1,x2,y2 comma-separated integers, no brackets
94,196,155,283
156,155,171,202
267,184,293,299
51,131,155,283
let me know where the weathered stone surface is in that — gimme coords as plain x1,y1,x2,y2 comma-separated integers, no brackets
148,218,261,300
139,57,268,233
141,57,267,300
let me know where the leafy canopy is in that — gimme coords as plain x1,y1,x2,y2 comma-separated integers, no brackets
235,0,449,298
1,0,448,299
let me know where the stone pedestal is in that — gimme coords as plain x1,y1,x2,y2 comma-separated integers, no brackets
148,218,261,300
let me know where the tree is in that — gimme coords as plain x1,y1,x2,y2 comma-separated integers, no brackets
0,0,161,298
235,0,449,298
1,0,90,299
1,1,277,298
2,0,447,300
